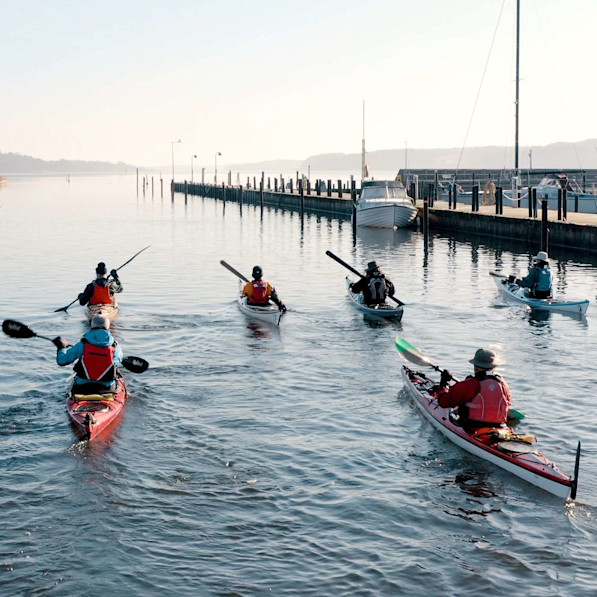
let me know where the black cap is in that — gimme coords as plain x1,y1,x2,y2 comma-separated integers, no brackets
96,262,107,275
252,266,263,280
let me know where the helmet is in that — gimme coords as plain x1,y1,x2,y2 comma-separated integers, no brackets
252,266,263,280
91,315,110,330
96,262,108,277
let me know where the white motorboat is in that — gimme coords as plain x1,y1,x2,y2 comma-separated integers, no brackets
354,180,417,228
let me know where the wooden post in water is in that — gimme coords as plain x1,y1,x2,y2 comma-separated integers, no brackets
136,169,139,195
337,179,342,198
453,185,458,209
527,187,533,218
289,179,293,194
541,199,549,253
351,180,357,236
574,194,579,213
557,189,562,221
222,182,226,203
268,177,271,190
423,199,429,245
327,180,332,197
274,178,278,192
260,181,264,211
448,187,452,209
171,179,174,200
307,180,311,195
281,177,285,193
184,181,188,203
239,184,243,208
160,178,163,199
563,188,567,220
316,180,321,196
472,185,479,212
299,179,304,220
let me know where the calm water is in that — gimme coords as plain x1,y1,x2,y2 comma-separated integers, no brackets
0,175,596,596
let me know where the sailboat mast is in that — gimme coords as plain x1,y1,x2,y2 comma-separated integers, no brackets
515,0,520,172
361,100,366,180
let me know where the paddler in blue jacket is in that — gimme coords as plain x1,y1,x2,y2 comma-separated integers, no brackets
514,251,552,299
78,262,123,306
52,315,123,390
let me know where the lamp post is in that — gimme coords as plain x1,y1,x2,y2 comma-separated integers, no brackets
214,152,222,184
191,154,197,183
171,139,181,182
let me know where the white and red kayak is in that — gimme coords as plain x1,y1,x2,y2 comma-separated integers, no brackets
66,376,128,441
401,366,579,498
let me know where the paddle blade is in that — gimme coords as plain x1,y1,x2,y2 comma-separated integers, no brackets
507,408,525,424
54,306,69,313
2,320,36,339
395,337,434,368
122,356,149,373
489,271,507,279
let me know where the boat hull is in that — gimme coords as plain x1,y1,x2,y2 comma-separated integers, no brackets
401,367,573,498
66,377,127,441
86,301,119,322
237,283,283,326
346,277,403,320
493,276,589,315
355,202,417,228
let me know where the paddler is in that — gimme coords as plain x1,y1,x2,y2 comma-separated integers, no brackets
78,262,123,306
242,266,286,312
513,251,553,299
349,261,395,306
52,315,123,390
436,348,512,428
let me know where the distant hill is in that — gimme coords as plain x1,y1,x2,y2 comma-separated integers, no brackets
299,139,597,171
0,152,134,174
224,159,303,173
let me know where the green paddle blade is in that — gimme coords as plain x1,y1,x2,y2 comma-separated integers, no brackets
507,408,525,423
395,337,434,368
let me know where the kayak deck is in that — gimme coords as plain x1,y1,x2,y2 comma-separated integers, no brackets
66,376,127,441
493,276,589,315
346,277,403,320
401,366,575,498
86,301,119,321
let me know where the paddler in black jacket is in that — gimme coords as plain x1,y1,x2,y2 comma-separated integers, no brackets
78,262,123,306
350,261,395,306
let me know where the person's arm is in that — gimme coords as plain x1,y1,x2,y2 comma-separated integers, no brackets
78,283,93,306
385,278,395,296
269,285,286,311
56,342,84,366
437,377,480,408
242,281,252,297
351,277,367,293
516,268,537,289
113,344,123,367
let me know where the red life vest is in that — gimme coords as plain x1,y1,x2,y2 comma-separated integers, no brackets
74,341,116,382
467,377,510,424
248,280,269,305
90,282,113,305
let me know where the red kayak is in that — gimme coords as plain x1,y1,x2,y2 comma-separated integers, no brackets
66,376,128,441
401,366,579,499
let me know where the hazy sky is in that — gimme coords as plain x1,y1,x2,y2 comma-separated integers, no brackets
2,0,596,168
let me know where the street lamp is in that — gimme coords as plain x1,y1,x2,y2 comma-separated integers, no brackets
171,139,181,181
191,154,197,183
214,152,222,184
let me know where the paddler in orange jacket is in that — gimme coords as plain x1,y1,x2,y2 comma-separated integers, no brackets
78,262,123,306
242,266,286,312
436,348,512,428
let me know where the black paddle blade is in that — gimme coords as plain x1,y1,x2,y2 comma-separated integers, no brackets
2,320,36,339
122,356,149,374
54,306,69,313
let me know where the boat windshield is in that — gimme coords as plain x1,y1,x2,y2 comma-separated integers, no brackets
361,185,408,201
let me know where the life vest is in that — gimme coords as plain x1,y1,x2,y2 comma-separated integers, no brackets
368,275,387,303
466,377,510,424
90,282,113,305
534,267,552,292
248,280,269,305
74,340,116,382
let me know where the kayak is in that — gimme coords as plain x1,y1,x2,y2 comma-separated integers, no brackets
492,275,589,315
66,375,128,441
237,282,283,326
401,366,579,498
346,276,404,320
86,300,119,322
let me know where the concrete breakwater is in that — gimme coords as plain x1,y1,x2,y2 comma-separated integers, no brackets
172,181,597,254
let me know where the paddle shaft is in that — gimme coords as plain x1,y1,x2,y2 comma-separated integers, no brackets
54,246,150,313
220,260,250,283
325,251,404,307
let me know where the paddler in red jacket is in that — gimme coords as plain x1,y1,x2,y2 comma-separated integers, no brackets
436,348,512,428
78,262,123,306
242,266,286,312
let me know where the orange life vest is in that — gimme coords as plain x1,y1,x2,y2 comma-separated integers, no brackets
248,280,269,305
467,377,510,424
90,282,113,305
74,341,116,382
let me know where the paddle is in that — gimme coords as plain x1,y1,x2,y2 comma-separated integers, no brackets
394,336,525,423
220,260,249,283
489,271,507,279
54,245,151,313
2,319,149,373
325,250,405,307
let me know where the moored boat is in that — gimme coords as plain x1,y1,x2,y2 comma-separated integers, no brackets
346,276,403,320
66,376,128,441
237,282,283,326
354,180,417,228
86,301,119,322
401,366,578,498
491,274,589,315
